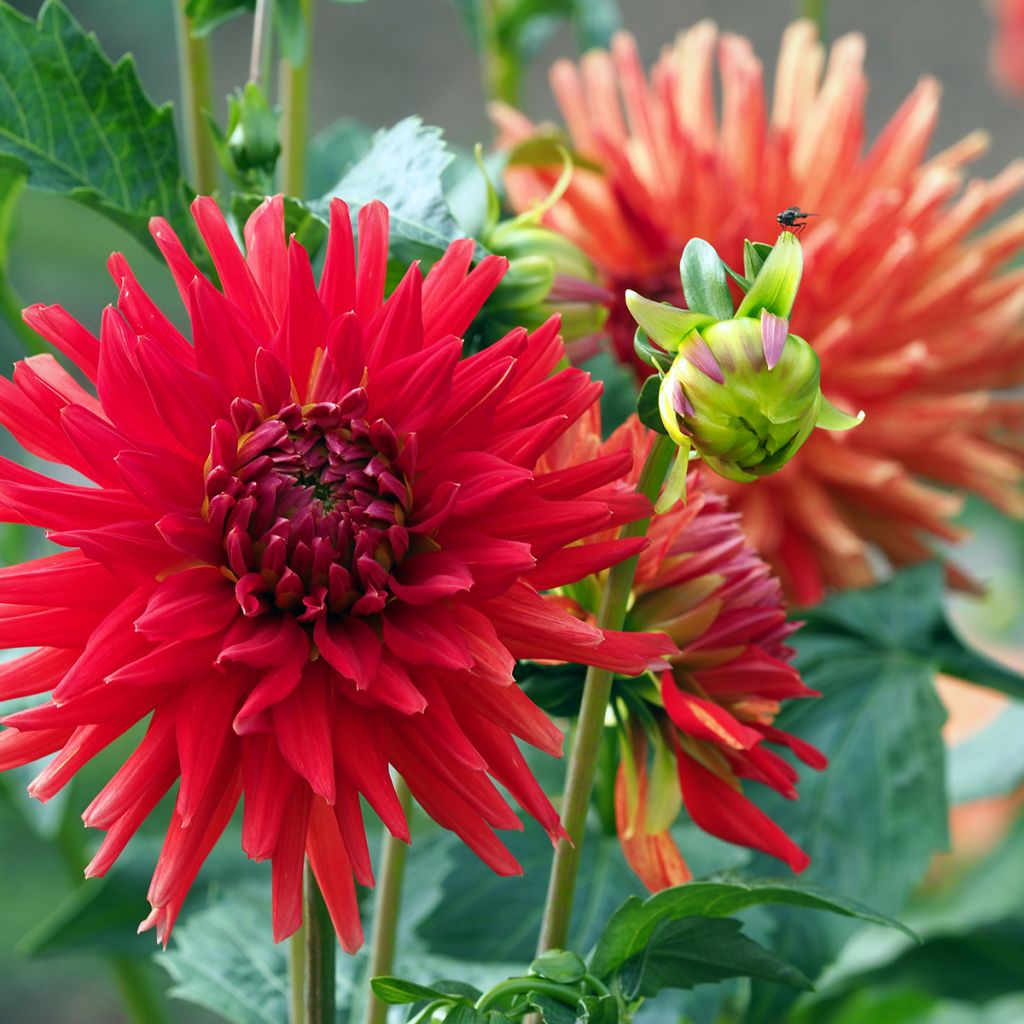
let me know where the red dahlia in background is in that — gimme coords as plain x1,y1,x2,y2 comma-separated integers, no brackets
0,196,673,948
545,415,822,890
495,20,1024,604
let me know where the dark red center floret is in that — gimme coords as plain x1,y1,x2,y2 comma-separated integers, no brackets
203,388,414,620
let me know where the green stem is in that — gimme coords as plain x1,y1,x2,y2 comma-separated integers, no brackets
290,914,306,1024
800,0,827,33
536,433,677,954
476,978,581,1013
278,0,313,196
173,0,218,193
479,0,520,106
53,791,170,1024
303,862,335,1024
362,777,414,1024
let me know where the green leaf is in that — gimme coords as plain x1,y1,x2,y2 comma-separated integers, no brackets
415,818,647,966
745,563,983,1021
815,394,864,431
444,1007,500,1024
185,0,252,35
529,993,579,1024
590,877,914,980
654,442,689,514
372,977,452,1005
307,117,373,198
0,0,192,252
572,0,621,50
637,373,668,435
515,659,586,718
618,917,812,999
578,993,620,1023
530,949,587,984
309,116,471,265
274,0,306,66
680,239,733,320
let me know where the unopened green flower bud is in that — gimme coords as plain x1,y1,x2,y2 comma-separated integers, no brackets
629,233,863,483
228,83,281,174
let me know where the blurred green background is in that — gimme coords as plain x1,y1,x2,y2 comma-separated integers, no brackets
0,1,1023,1022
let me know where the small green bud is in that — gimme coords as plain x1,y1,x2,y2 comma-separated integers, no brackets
631,233,863,483
227,83,281,175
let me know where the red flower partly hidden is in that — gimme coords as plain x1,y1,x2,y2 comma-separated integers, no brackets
0,196,673,948
546,415,823,889
495,20,1024,604
992,0,1024,95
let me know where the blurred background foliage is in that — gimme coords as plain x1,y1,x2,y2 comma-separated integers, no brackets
0,1,1022,1022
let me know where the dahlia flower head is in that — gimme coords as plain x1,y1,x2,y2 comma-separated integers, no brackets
0,196,674,949
992,0,1024,96
495,19,1024,604
542,414,823,890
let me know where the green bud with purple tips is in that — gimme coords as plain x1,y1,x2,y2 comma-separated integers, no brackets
628,232,863,484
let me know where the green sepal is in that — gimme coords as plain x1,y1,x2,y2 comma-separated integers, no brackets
529,949,587,984
742,240,774,281
633,329,674,372
816,394,865,430
722,260,752,293
637,374,669,435
654,442,690,514
680,238,733,320
625,291,716,351
736,231,803,320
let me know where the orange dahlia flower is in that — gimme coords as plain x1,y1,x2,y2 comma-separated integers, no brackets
992,0,1024,96
495,20,1024,604
0,196,674,948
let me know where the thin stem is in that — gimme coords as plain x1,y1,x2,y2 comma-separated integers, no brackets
800,0,827,33
173,0,218,193
249,0,271,83
476,978,581,1013
536,433,677,954
303,862,335,1024
478,0,520,105
278,0,313,196
362,777,414,1024
290,915,306,1024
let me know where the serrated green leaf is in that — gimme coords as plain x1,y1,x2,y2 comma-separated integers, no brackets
530,949,587,984
590,878,913,980
0,0,192,253
529,993,579,1024
618,917,811,999
309,116,471,265
680,239,733,320
372,976,452,1005
745,563,978,1022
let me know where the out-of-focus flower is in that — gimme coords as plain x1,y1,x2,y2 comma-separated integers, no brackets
494,20,1024,604
629,233,861,483
992,0,1024,96
0,196,674,948
544,415,824,889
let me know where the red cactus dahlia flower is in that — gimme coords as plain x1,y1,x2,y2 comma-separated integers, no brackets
543,415,823,890
0,196,674,948
494,20,1024,604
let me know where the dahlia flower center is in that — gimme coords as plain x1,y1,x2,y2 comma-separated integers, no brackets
205,388,412,620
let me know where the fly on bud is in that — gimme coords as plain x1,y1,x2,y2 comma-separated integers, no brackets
628,232,863,484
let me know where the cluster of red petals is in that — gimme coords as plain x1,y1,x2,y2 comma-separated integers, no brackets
550,416,824,890
495,20,1024,604
0,196,673,948
993,0,1024,96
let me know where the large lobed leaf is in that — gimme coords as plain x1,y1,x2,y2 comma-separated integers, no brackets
743,562,1024,1022
0,0,191,251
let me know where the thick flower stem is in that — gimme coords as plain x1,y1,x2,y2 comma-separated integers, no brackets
536,433,677,954
174,1,218,194
278,0,313,196
363,776,414,1024
289,917,306,1024
303,862,335,1024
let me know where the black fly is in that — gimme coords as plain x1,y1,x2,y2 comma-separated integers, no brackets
776,206,818,235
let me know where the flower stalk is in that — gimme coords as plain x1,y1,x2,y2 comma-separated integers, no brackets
536,432,677,953
278,0,312,195
173,0,218,193
363,777,414,1024
303,863,335,1024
